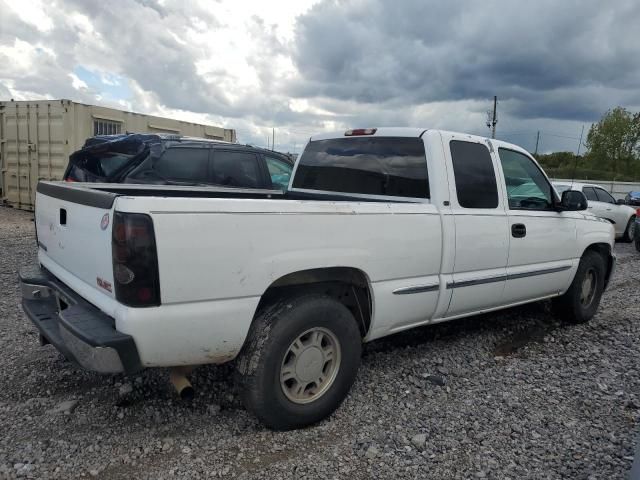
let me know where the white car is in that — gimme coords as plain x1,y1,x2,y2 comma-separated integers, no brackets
553,182,636,241
21,128,615,429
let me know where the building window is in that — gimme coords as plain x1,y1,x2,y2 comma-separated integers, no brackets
94,120,122,136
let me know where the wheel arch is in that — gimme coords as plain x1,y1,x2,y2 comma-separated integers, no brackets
581,242,615,289
253,267,374,338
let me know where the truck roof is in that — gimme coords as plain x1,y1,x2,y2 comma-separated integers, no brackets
309,128,520,149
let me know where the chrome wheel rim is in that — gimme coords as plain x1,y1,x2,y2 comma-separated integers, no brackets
580,268,597,307
280,327,341,404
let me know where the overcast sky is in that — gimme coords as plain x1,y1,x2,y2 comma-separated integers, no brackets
1,0,639,154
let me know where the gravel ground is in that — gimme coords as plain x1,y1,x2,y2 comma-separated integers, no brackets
1,204,639,479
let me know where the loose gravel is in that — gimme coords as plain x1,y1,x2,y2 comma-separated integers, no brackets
1,204,639,479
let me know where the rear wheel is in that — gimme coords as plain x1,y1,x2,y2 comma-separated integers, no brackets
622,216,636,243
553,250,606,324
235,294,362,430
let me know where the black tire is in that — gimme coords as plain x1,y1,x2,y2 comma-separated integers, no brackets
622,216,636,243
235,294,362,430
635,234,640,253
553,250,606,324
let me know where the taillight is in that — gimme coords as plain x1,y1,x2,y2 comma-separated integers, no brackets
112,212,160,307
344,128,377,136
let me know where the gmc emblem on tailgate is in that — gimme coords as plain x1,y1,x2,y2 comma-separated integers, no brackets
97,277,112,293
100,213,110,230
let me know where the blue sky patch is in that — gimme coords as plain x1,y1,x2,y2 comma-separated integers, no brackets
73,66,131,103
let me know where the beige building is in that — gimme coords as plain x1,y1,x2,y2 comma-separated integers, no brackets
0,99,236,210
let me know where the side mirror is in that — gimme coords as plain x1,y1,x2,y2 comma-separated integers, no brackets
559,190,588,211
616,198,625,205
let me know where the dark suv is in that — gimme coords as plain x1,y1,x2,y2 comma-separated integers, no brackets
63,133,294,190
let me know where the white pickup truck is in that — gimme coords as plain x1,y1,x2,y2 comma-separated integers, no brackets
21,128,615,430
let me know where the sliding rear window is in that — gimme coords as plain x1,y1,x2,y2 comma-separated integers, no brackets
292,137,429,199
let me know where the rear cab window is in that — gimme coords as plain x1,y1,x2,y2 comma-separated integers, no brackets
292,137,429,199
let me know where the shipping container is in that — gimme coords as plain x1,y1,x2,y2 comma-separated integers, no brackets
0,99,236,210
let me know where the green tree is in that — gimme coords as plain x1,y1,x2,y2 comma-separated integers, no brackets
585,107,640,175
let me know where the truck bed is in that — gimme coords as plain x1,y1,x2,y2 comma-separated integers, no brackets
40,181,419,206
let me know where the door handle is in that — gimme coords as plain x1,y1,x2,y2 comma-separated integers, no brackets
511,223,526,238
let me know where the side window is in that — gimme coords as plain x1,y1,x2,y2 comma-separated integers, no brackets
265,156,293,190
498,148,553,210
583,187,598,201
212,151,261,188
153,148,209,182
450,141,498,208
595,188,615,204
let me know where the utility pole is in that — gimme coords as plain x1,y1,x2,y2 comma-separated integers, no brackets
272,128,275,151
486,96,498,138
576,125,585,156
534,131,540,155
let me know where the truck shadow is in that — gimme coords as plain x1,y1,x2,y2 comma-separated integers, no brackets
363,300,562,359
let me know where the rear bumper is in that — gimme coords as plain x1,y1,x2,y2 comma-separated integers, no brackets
20,265,142,374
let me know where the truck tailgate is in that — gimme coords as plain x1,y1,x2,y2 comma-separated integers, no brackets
35,182,117,302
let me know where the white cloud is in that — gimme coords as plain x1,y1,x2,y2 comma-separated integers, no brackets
69,73,88,90
4,0,54,32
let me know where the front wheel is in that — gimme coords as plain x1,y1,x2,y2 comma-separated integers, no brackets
553,250,606,324
235,294,362,430
622,216,636,243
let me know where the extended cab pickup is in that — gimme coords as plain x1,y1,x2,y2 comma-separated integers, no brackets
21,128,615,430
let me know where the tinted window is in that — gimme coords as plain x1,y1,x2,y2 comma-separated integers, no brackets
154,148,209,182
450,141,498,208
595,188,615,204
292,137,429,198
211,151,261,188
265,156,292,190
498,148,553,210
583,187,598,201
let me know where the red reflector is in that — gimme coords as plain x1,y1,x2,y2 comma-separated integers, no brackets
345,128,377,136
137,287,152,302
65,178,76,182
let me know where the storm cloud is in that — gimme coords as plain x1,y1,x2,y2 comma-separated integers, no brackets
291,0,640,121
